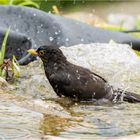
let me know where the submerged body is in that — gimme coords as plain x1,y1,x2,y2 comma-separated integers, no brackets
28,46,140,103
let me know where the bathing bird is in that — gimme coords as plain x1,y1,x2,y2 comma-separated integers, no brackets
28,45,140,103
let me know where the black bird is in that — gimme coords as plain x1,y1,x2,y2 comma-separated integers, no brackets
28,45,140,103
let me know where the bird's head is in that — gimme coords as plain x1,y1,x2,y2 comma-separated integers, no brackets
27,45,66,63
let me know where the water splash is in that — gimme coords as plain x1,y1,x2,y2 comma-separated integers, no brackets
49,37,54,42
33,13,36,17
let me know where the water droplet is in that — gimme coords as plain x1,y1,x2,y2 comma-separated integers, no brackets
15,29,19,32
33,13,36,16
27,37,31,40
36,56,40,60
55,32,58,35
49,37,54,42
67,74,70,79
65,38,69,42
81,38,84,42
77,76,80,80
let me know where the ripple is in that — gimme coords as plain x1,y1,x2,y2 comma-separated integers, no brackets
0,102,42,139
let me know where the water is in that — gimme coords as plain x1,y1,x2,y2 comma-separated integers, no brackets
1,43,140,139
63,103,140,138
0,101,42,139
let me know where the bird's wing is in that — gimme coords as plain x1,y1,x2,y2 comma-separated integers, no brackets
90,71,107,82
49,65,107,88
49,71,71,85
73,65,107,83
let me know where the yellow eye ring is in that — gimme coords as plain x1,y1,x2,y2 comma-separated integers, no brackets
39,50,44,55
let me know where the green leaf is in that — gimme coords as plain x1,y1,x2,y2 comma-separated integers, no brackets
12,55,20,78
0,52,2,76
1,69,6,78
0,0,39,8
18,1,40,8
100,23,126,31
9,0,14,4
0,0,9,4
129,33,140,38
0,52,2,61
0,27,10,66
134,50,140,56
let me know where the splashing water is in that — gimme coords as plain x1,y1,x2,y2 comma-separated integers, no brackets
49,37,54,42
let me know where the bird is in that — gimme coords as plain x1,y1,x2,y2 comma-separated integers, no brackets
28,45,140,103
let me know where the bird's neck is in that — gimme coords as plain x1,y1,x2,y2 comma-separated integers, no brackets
43,59,67,77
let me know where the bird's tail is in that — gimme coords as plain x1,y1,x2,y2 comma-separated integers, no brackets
113,89,140,103
123,91,140,103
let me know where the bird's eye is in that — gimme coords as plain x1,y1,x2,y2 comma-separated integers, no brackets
39,50,44,55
